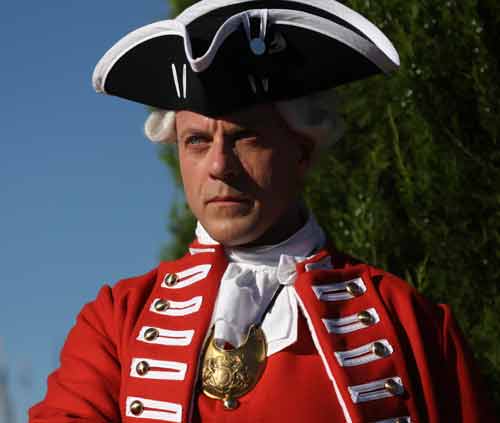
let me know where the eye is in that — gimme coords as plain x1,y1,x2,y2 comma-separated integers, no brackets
184,134,210,147
229,130,258,145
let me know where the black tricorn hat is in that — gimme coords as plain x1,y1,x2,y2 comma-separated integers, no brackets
92,0,399,116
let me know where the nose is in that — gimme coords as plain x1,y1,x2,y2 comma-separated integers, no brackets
208,135,241,180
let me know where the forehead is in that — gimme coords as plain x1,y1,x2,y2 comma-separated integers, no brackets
175,103,283,131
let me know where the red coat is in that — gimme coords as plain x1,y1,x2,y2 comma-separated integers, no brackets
29,243,493,422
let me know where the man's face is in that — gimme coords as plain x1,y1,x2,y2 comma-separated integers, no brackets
176,103,311,247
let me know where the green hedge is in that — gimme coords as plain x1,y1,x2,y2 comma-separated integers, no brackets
161,0,500,407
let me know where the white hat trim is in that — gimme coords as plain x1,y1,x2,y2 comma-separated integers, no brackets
93,21,184,93
93,9,397,95
177,0,400,66
272,10,396,73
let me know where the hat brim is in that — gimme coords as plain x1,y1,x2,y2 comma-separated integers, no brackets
93,1,399,116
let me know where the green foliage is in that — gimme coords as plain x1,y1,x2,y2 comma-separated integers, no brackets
158,144,197,259
160,199,197,260
169,0,198,17
162,0,500,408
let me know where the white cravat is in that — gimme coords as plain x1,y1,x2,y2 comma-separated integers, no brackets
196,213,326,356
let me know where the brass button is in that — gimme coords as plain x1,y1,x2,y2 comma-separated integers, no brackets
164,273,178,287
384,378,404,396
357,310,375,325
346,282,363,297
130,400,144,416
136,360,150,376
223,397,239,410
372,341,389,357
154,299,170,312
144,327,159,341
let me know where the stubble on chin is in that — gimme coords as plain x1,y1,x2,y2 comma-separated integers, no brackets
201,210,263,247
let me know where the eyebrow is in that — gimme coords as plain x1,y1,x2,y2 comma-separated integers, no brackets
177,127,211,140
225,128,256,141
178,126,256,141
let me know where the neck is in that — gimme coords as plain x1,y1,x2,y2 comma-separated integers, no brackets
196,206,326,265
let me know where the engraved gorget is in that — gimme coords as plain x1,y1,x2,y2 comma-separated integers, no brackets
201,325,267,409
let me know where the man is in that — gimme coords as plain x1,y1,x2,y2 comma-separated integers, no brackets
30,0,493,422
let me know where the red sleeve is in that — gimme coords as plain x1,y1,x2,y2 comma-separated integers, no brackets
375,270,496,421
29,285,121,422
437,304,495,421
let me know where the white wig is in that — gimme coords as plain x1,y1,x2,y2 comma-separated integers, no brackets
144,89,344,153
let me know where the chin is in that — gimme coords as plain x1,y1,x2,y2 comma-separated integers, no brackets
202,217,265,247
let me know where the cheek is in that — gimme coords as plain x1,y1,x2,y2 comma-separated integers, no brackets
241,151,274,190
179,156,204,207
245,149,301,198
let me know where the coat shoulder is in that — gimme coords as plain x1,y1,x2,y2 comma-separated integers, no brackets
111,266,159,300
365,264,444,318
110,253,193,302
361,263,450,355
333,250,444,323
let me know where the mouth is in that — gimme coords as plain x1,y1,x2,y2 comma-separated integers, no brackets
206,196,251,206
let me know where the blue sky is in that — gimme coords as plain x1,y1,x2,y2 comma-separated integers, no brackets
0,1,178,419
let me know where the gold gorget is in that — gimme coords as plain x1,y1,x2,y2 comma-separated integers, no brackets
200,325,267,409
